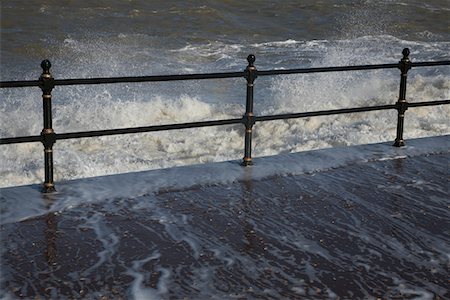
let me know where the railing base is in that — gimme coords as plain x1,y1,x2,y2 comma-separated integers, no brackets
242,158,253,166
393,139,405,147
42,183,56,193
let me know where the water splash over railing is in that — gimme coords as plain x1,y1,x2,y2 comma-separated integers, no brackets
1,48,449,192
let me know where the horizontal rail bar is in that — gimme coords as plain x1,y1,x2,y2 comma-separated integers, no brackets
258,61,450,77
408,99,450,107
1,60,449,88
0,135,41,145
53,71,245,86
411,61,450,67
0,80,40,88
0,72,245,88
2,99,447,145
255,104,397,122
55,118,242,140
0,118,242,144
255,99,450,122
258,64,400,77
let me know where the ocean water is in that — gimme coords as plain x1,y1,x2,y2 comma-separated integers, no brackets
1,0,449,187
1,3,450,298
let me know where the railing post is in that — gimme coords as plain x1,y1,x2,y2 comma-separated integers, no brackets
242,54,257,166
39,60,56,192
393,48,411,147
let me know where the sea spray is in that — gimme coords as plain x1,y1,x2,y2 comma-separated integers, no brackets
1,35,449,187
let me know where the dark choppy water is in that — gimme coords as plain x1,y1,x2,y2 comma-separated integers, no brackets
2,0,450,76
2,0,450,70
1,3,450,297
0,0,449,186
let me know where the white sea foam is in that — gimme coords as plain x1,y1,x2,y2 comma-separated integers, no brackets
0,36,449,188
1,135,448,226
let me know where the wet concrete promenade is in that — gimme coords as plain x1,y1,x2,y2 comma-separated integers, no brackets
1,136,449,299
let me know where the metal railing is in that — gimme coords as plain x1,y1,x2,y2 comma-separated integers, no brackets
1,48,449,192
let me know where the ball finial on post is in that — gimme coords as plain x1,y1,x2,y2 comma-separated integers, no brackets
247,54,256,67
41,59,52,75
402,48,410,59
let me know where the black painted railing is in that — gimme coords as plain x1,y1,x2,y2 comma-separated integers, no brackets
1,48,449,192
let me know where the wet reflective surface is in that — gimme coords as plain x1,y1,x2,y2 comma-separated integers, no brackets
1,147,448,299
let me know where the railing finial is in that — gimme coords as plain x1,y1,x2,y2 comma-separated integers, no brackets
247,54,256,67
402,48,410,59
41,59,52,75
